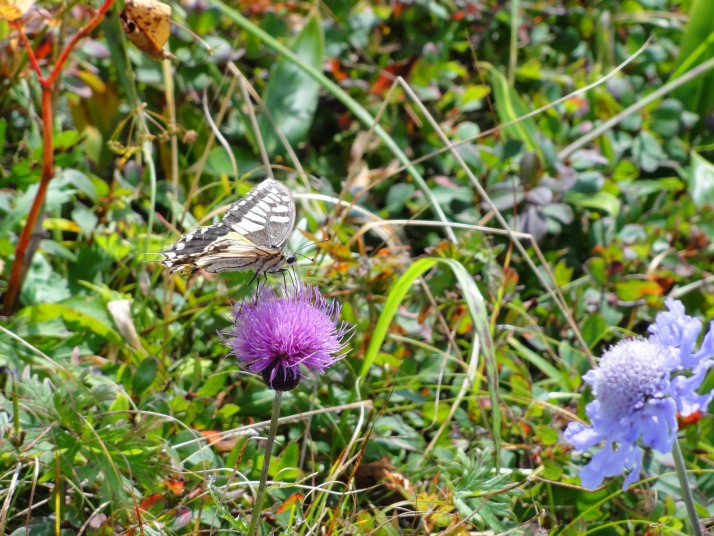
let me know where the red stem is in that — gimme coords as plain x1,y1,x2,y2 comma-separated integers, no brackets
2,0,116,315
46,0,115,88
2,88,53,315
12,21,44,81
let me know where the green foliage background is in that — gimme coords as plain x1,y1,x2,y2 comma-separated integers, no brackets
1,0,714,534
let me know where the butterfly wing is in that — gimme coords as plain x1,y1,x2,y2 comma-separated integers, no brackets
160,179,296,276
220,178,296,250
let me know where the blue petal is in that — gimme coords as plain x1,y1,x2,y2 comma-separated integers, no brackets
564,422,604,451
622,446,643,489
690,322,714,368
649,298,702,367
639,398,677,452
578,441,634,490
670,359,714,413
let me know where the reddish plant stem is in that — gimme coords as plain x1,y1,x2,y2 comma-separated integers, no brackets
2,89,54,315
2,0,115,315
13,21,43,80
46,0,115,87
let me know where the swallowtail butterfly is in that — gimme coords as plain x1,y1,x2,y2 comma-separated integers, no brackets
161,178,296,277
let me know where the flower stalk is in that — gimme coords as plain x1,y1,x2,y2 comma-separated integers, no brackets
246,390,283,536
671,439,703,536
223,284,353,534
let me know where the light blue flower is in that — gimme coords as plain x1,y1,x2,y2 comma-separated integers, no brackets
565,299,714,490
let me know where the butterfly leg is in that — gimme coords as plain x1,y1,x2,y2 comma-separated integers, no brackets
287,266,300,292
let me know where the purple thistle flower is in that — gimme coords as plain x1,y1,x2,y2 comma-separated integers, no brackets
565,299,714,490
223,284,353,391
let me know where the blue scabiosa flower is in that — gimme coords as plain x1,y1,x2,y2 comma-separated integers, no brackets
224,284,353,391
565,299,714,490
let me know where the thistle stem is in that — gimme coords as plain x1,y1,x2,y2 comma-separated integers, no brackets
246,390,283,536
671,438,703,536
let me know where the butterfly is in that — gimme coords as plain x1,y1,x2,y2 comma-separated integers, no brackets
161,178,297,277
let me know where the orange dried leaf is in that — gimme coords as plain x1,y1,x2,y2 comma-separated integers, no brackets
200,430,237,452
163,477,185,494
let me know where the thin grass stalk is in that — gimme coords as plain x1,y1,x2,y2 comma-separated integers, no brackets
163,58,180,226
559,55,714,159
208,0,457,242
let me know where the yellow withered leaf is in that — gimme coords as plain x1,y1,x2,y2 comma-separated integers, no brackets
0,0,34,21
119,0,175,60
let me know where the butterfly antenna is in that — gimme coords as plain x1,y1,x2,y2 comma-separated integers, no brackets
293,235,332,256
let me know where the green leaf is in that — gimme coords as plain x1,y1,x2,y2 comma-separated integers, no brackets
0,117,6,153
132,357,160,395
482,63,543,160
20,254,71,305
459,84,491,111
18,303,122,344
385,183,415,213
72,205,99,236
672,0,714,128
535,425,559,446
614,279,662,301
688,151,714,209
60,169,99,202
358,257,500,458
566,191,621,216
272,441,300,479
258,13,324,155
94,234,132,261
508,337,570,392
632,131,664,173
650,99,683,138
198,372,229,397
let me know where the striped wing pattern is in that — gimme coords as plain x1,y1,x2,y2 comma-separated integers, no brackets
160,178,296,276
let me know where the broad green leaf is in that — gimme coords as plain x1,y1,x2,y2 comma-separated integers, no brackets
18,303,122,344
631,131,664,173
272,441,300,480
72,205,99,236
672,0,714,128
20,254,71,305
566,191,621,216
132,357,160,395
60,168,99,202
614,279,662,301
688,151,714,209
258,13,324,155
459,84,491,111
